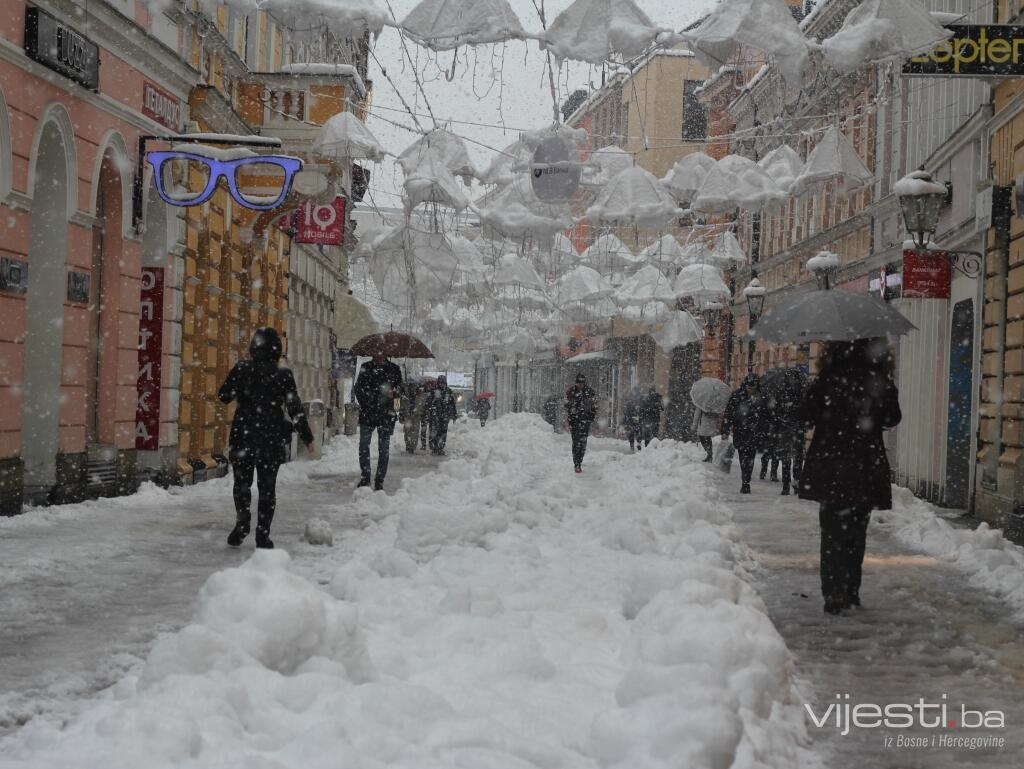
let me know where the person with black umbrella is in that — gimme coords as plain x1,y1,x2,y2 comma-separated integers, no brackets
353,352,403,490
219,328,314,549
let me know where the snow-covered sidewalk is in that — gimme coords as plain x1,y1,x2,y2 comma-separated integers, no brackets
1,416,813,769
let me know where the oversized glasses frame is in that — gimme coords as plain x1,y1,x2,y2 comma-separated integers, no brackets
145,151,303,211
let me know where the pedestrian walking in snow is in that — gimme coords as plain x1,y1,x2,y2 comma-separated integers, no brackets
640,386,663,446
760,367,809,495
427,375,458,455
565,374,598,473
419,379,434,450
402,380,425,454
219,328,314,549
622,388,643,451
477,397,491,427
354,353,403,490
798,338,901,615
721,374,766,494
542,393,560,432
691,406,721,462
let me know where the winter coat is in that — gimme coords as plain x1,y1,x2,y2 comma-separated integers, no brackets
565,385,598,431
354,359,403,429
761,368,808,440
542,396,559,426
477,399,491,417
427,387,457,428
691,407,721,438
797,364,901,510
622,398,641,430
640,391,663,427
218,359,313,462
721,378,766,450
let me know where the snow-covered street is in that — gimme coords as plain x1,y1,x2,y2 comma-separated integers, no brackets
2,417,1022,768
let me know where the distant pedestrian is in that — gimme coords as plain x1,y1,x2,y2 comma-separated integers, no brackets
622,388,643,451
798,338,901,615
565,374,598,473
761,367,808,495
542,394,559,432
477,396,491,427
640,386,663,446
427,375,458,455
354,352,402,490
420,379,434,450
219,328,314,549
691,406,721,462
402,380,425,454
721,374,766,494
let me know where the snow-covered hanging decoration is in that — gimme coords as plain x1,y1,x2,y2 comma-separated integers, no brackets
672,263,731,302
398,129,477,183
557,265,616,306
662,151,716,203
757,145,803,193
450,235,488,294
212,0,389,38
821,0,951,73
790,126,873,197
581,145,634,189
615,264,676,307
586,166,682,229
692,155,786,214
480,139,531,187
370,226,460,306
492,254,546,291
581,233,642,272
313,111,386,162
541,0,676,65
653,311,703,349
400,0,527,50
683,0,811,93
477,177,575,241
707,231,748,268
402,151,469,213
639,234,688,270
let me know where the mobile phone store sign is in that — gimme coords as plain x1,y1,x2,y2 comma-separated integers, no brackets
903,25,1024,77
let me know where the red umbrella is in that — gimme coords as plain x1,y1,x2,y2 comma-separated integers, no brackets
475,392,496,399
350,331,434,359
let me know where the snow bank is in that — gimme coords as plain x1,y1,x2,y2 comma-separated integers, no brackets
2,417,810,768
879,487,1024,618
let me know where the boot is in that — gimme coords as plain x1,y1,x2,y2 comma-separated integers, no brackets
227,520,250,547
373,477,384,491
357,476,371,489
740,483,751,494
759,467,767,480
770,472,779,482
703,453,713,462
781,482,791,496
255,511,274,549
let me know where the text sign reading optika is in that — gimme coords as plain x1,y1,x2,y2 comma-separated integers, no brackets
903,24,1024,77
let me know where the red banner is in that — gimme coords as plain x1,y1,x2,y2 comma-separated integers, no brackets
135,267,164,451
903,249,951,299
142,81,182,132
294,196,346,245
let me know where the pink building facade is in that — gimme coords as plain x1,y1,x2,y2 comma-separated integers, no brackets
0,1,191,511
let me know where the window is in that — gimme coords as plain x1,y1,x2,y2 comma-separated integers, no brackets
682,81,707,141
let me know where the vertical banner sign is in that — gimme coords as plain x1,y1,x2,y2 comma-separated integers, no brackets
135,267,164,450
294,197,347,245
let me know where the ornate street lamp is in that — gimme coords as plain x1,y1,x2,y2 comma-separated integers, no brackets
699,300,724,336
896,168,981,278
742,276,766,372
806,250,840,290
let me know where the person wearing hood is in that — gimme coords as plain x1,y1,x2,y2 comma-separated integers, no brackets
799,338,901,615
721,374,766,494
426,375,458,455
565,373,598,473
218,328,314,549
354,352,403,489
622,388,643,451
477,396,491,427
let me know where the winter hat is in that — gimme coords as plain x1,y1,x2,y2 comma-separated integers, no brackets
250,327,283,363
575,374,587,384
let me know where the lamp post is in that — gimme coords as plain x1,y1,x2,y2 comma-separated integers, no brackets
699,300,724,337
896,168,981,278
806,250,840,290
743,277,766,372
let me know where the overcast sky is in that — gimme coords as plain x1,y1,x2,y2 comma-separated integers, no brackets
361,0,717,212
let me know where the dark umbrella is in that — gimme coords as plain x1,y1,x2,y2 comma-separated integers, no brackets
750,290,915,342
760,367,807,412
351,331,434,359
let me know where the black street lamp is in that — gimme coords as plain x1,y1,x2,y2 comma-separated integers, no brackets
743,277,766,372
806,250,840,290
896,168,981,278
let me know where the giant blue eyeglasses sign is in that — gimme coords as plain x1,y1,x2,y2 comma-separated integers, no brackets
146,151,303,211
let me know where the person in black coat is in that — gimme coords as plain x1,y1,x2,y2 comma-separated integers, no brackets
760,367,808,495
353,353,403,490
798,338,901,615
219,328,314,549
640,386,664,446
477,397,491,427
565,373,598,472
542,393,559,432
622,388,643,451
721,374,766,494
427,375,458,455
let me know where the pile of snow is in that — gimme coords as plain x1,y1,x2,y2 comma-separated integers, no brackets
880,487,1024,618
2,418,811,769
303,518,334,546
893,169,948,197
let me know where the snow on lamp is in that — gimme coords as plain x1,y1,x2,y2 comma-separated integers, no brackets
806,250,840,291
743,277,766,324
896,168,948,251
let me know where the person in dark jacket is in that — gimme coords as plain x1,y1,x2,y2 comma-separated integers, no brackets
427,375,458,455
622,388,643,451
640,386,664,446
542,394,559,431
565,374,598,472
477,397,491,427
721,374,766,494
760,367,808,495
798,338,901,615
354,353,403,490
219,328,314,549
401,380,425,454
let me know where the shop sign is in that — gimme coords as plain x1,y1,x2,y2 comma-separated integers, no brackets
902,250,952,298
66,270,90,303
0,257,28,294
903,25,1024,77
531,135,581,203
24,7,100,90
142,81,182,132
294,196,346,245
135,267,164,451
